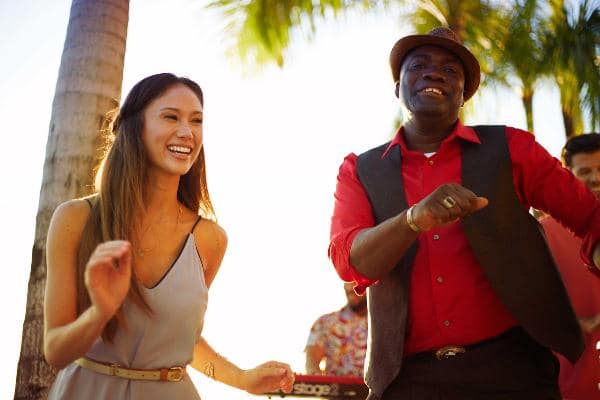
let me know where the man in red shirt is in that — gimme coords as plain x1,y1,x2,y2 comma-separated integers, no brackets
329,27,600,400
541,133,600,399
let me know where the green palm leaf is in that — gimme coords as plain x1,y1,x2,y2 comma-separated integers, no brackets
208,0,393,66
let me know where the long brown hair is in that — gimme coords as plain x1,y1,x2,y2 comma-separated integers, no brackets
77,73,215,341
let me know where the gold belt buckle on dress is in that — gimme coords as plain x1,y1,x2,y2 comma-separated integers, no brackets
165,366,185,382
435,345,467,360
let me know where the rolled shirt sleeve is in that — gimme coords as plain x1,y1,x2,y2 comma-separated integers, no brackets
328,154,379,294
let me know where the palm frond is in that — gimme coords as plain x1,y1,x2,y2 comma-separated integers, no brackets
209,0,393,67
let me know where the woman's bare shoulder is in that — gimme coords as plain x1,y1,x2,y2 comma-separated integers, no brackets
192,218,227,254
191,217,227,287
49,196,95,237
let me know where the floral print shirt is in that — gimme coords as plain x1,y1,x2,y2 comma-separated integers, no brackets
306,305,367,376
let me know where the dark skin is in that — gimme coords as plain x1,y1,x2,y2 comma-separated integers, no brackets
349,45,488,279
399,45,465,152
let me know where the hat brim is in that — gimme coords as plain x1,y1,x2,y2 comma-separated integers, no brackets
389,34,481,101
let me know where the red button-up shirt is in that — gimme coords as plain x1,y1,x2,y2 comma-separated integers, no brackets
329,121,600,355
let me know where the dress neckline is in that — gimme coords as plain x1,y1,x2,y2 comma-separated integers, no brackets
142,234,192,290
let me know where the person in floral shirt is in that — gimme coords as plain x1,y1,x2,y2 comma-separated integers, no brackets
305,283,368,377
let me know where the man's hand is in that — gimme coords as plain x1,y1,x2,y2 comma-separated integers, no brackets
412,183,488,232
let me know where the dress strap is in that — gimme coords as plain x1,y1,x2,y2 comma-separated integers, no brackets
190,215,202,233
84,198,93,208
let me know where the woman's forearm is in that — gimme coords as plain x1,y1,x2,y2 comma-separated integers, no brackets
44,306,108,369
190,336,246,390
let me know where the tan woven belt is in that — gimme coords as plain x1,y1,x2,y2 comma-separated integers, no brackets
74,357,185,382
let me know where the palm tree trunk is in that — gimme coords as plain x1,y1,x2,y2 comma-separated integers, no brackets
560,89,583,139
14,0,129,398
446,0,465,41
521,88,534,134
562,108,575,139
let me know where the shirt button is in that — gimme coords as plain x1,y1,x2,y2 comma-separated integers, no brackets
436,276,444,284
433,234,440,240
427,159,434,166
443,320,450,327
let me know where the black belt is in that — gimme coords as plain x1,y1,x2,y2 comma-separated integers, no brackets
404,327,523,362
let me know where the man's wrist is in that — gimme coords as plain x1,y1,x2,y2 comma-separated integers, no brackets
406,205,422,233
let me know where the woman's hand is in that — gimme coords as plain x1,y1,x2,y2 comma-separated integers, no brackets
240,361,295,394
85,240,132,323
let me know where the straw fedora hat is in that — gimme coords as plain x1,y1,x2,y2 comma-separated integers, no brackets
389,27,481,101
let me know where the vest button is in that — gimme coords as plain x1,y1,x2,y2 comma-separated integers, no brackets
436,276,443,283
427,159,434,166
443,320,450,326
433,234,440,240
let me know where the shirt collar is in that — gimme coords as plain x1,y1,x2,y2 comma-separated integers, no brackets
381,120,481,159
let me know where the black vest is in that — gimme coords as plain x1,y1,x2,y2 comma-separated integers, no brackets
356,125,583,398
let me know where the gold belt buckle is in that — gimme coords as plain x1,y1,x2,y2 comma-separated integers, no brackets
109,363,120,376
435,345,466,360
167,366,184,382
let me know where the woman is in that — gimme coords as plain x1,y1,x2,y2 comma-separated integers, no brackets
44,73,294,399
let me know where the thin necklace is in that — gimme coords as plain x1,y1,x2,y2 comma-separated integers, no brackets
136,203,182,259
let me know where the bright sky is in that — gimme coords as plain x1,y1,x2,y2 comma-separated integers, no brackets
0,0,570,399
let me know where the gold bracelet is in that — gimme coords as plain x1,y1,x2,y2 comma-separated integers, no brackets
406,205,422,233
